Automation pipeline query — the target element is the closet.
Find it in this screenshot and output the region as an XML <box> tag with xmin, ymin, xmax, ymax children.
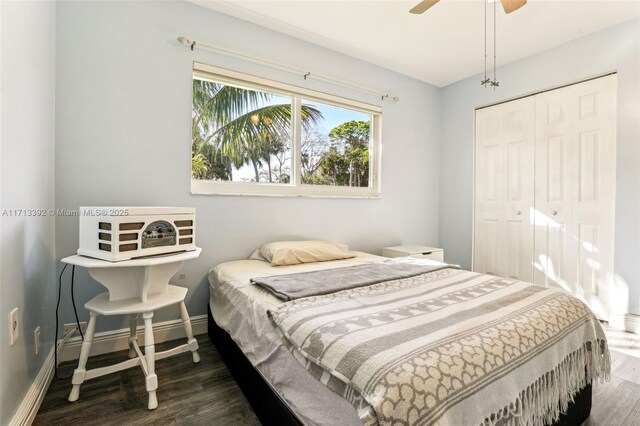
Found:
<box><xmin>473</xmin><ymin>74</ymin><xmax>617</xmax><ymax>319</ymax></box>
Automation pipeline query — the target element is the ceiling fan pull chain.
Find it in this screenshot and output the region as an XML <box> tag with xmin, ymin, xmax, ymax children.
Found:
<box><xmin>494</xmin><ymin>0</ymin><xmax>496</xmax><ymax>89</ymax></box>
<box><xmin>491</xmin><ymin>0</ymin><xmax>500</xmax><ymax>89</ymax></box>
<box><xmin>481</xmin><ymin>0</ymin><xmax>490</xmax><ymax>87</ymax></box>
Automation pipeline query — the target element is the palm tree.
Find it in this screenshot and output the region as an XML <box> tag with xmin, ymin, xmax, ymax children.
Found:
<box><xmin>192</xmin><ymin>79</ymin><xmax>322</xmax><ymax>181</ymax></box>
<box><xmin>191</xmin><ymin>124</ymin><xmax>210</xmax><ymax>179</ymax></box>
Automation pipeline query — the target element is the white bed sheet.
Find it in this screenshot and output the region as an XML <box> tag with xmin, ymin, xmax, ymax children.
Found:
<box><xmin>208</xmin><ymin>251</ymin><xmax>389</xmax><ymax>426</ymax></box>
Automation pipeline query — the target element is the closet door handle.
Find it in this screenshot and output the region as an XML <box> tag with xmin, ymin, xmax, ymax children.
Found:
<box><xmin>516</xmin><ymin>210</ymin><xmax>522</xmax><ymax>216</ymax></box>
<box><xmin>552</xmin><ymin>211</ymin><xmax>558</xmax><ymax>216</ymax></box>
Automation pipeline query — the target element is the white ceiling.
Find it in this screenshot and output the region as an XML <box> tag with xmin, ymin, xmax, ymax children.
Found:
<box><xmin>188</xmin><ymin>0</ymin><xmax>640</xmax><ymax>87</ymax></box>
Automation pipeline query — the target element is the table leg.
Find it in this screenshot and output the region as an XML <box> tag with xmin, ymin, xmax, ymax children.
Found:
<box><xmin>143</xmin><ymin>312</ymin><xmax>158</xmax><ymax>410</ymax></box>
<box><xmin>128</xmin><ymin>314</ymin><xmax>138</xmax><ymax>359</ymax></box>
<box><xmin>179</xmin><ymin>301</ymin><xmax>200</xmax><ymax>364</ymax></box>
<box><xmin>68</xmin><ymin>311</ymin><xmax>98</xmax><ymax>402</ymax></box>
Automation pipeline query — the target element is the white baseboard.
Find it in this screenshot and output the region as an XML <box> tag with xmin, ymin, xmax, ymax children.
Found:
<box><xmin>609</xmin><ymin>312</ymin><xmax>640</xmax><ymax>334</ymax></box>
<box><xmin>9</xmin><ymin>347</ymin><xmax>56</xmax><ymax>426</ymax></box>
<box><xmin>59</xmin><ymin>314</ymin><xmax>208</xmax><ymax>362</ymax></box>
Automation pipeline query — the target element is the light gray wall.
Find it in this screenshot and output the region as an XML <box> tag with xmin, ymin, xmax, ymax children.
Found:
<box><xmin>55</xmin><ymin>1</ymin><xmax>442</xmax><ymax>332</ymax></box>
<box><xmin>439</xmin><ymin>18</ymin><xmax>640</xmax><ymax>315</ymax></box>
<box><xmin>0</xmin><ymin>1</ymin><xmax>56</xmax><ymax>423</ymax></box>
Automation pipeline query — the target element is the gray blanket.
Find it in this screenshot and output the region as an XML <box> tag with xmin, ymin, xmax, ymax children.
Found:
<box><xmin>251</xmin><ymin>262</ymin><xmax>454</xmax><ymax>300</ymax></box>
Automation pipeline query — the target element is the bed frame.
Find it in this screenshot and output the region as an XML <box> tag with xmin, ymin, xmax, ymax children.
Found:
<box><xmin>207</xmin><ymin>305</ymin><xmax>592</xmax><ymax>426</ymax></box>
<box><xmin>208</xmin><ymin>306</ymin><xmax>303</xmax><ymax>425</ymax></box>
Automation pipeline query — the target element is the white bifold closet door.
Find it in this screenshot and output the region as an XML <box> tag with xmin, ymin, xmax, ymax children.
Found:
<box><xmin>474</xmin><ymin>74</ymin><xmax>617</xmax><ymax>319</ymax></box>
<box><xmin>474</xmin><ymin>97</ymin><xmax>535</xmax><ymax>283</ymax></box>
<box><xmin>533</xmin><ymin>75</ymin><xmax>617</xmax><ymax>319</ymax></box>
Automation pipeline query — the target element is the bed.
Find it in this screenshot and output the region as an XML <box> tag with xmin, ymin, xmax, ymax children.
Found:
<box><xmin>208</xmin><ymin>250</ymin><xmax>606</xmax><ymax>426</ymax></box>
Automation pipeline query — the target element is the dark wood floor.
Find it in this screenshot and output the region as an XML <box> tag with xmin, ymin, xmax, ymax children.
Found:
<box><xmin>35</xmin><ymin>335</ymin><xmax>260</xmax><ymax>426</ymax></box>
<box><xmin>36</xmin><ymin>332</ymin><xmax>640</xmax><ymax>425</ymax></box>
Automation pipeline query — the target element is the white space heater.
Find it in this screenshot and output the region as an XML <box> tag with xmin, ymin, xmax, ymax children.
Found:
<box><xmin>78</xmin><ymin>206</ymin><xmax>196</xmax><ymax>262</ymax></box>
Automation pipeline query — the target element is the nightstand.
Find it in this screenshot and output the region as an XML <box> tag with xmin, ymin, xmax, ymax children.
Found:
<box><xmin>382</xmin><ymin>245</ymin><xmax>444</xmax><ymax>262</ymax></box>
<box><xmin>62</xmin><ymin>248</ymin><xmax>202</xmax><ymax>410</ymax></box>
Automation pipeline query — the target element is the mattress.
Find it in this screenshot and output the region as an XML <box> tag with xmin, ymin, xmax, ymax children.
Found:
<box><xmin>209</xmin><ymin>254</ymin><xmax>607</xmax><ymax>426</ymax></box>
<box><xmin>209</xmin><ymin>251</ymin><xmax>408</xmax><ymax>426</ymax></box>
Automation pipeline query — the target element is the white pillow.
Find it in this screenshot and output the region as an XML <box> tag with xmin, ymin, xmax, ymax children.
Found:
<box><xmin>249</xmin><ymin>240</ymin><xmax>355</xmax><ymax>266</ymax></box>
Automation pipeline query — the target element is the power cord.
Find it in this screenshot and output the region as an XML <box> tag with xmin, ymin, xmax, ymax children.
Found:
<box><xmin>70</xmin><ymin>265</ymin><xmax>84</xmax><ymax>341</ymax></box>
<box><xmin>54</xmin><ymin>262</ymin><xmax>85</xmax><ymax>379</ymax></box>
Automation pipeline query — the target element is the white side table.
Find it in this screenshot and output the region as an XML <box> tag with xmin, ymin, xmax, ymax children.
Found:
<box><xmin>382</xmin><ymin>245</ymin><xmax>444</xmax><ymax>262</ymax></box>
<box><xmin>62</xmin><ymin>248</ymin><xmax>202</xmax><ymax>410</ymax></box>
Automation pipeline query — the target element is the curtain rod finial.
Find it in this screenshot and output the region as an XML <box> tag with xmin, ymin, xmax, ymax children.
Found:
<box><xmin>177</xmin><ymin>36</ymin><xmax>190</xmax><ymax>46</ymax></box>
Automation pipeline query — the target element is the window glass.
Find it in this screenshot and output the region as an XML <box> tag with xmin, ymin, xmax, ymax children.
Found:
<box><xmin>192</xmin><ymin>78</ymin><xmax>293</xmax><ymax>184</ymax></box>
<box><xmin>301</xmin><ymin>100</ymin><xmax>371</xmax><ymax>187</ymax></box>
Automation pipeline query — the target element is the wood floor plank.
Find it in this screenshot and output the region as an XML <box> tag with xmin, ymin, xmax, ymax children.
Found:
<box><xmin>620</xmin><ymin>397</ymin><xmax>640</xmax><ymax>426</ymax></box>
<box><xmin>585</xmin><ymin>375</ymin><xmax>640</xmax><ymax>426</ymax></box>
<box><xmin>611</xmin><ymin>351</ymin><xmax>640</xmax><ymax>386</ymax></box>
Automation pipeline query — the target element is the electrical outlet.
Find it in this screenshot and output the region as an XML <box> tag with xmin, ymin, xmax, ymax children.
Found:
<box><xmin>34</xmin><ymin>326</ymin><xmax>41</xmax><ymax>355</ymax></box>
<box><xmin>9</xmin><ymin>308</ymin><xmax>19</xmax><ymax>345</ymax></box>
<box><xmin>178</xmin><ymin>273</ymin><xmax>186</xmax><ymax>280</ymax></box>
<box><xmin>64</xmin><ymin>321</ymin><xmax>87</xmax><ymax>336</ymax></box>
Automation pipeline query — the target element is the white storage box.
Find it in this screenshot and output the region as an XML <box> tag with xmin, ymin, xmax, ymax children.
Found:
<box><xmin>78</xmin><ymin>207</ymin><xmax>196</xmax><ymax>262</ymax></box>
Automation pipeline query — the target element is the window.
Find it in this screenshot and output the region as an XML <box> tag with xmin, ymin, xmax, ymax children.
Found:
<box><xmin>191</xmin><ymin>63</ymin><xmax>382</xmax><ymax>197</ymax></box>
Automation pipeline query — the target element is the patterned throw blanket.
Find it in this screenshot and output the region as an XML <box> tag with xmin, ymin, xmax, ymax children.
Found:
<box><xmin>268</xmin><ymin>267</ymin><xmax>610</xmax><ymax>426</ymax></box>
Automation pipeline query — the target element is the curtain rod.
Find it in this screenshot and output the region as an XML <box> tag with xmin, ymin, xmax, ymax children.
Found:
<box><xmin>176</xmin><ymin>36</ymin><xmax>399</xmax><ymax>102</ymax></box>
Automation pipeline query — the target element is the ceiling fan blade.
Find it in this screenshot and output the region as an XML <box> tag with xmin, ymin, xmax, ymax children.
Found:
<box><xmin>409</xmin><ymin>0</ymin><xmax>440</xmax><ymax>14</ymax></box>
<box><xmin>500</xmin><ymin>0</ymin><xmax>527</xmax><ymax>14</ymax></box>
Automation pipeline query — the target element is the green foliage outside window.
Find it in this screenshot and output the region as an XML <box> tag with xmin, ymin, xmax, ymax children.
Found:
<box><xmin>192</xmin><ymin>79</ymin><xmax>370</xmax><ymax>187</ymax></box>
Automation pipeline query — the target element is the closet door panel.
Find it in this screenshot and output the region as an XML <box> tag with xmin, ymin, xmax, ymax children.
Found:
<box><xmin>474</xmin><ymin>109</ymin><xmax>503</xmax><ymax>276</ymax></box>
<box><xmin>502</xmin><ymin>98</ymin><xmax>534</xmax><ymax>282</ymax></box>
<box><xmin>570</xmin><ymin>76</ymin><xmax>617</xmax><ymax>318</ymax></box>
<box><xmin>546</xmin><ymin>136</ymin><xmax>567</xmax><ymax>202</ymax></box>
<box><xmin>534</xmin><ymin>89</ymin><xmax>574</xmax><ymax>292</ymax></box>
<box><xmin>480</xmin><ymin>219</ymin><xmax>501</xmax><ymax>275</ymax></box>
<box><xmin>474</xmin><ymin>97</ymin><xmax>534</xmax><ymax>281</ymax></box>
<box><xmin>534</xmin><ymin>75</ymin><xmax>617</xmax><ymax>318</ymax></box>
<box><xmin>506</xmin><ymin>219</ymin><xmax>523</xmax><ymax>279</ymax></box>
<box><xmin>535</xmin><ymin>219</ymin><xmax>570</xmax><ymax>289</ymax></box>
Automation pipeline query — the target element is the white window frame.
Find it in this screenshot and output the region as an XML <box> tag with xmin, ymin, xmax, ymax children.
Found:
<box><xmin>191</xmin><ymin>62</ymin><xmax>382</xmax><ymax>198</ymax></box>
